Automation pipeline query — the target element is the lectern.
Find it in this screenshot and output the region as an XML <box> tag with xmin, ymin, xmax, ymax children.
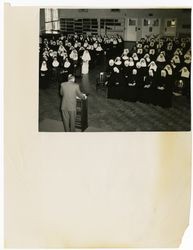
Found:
<box><xmin>75</xmin><ymin>97</ymin><xmax>88</xmax><ymax>131</ymax></box>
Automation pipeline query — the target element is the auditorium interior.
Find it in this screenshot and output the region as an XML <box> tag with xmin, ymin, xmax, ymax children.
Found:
<box><xmin>39</xmin><ymin>8</ymin><xmax>191</xmax><ymax>132</ymax></box>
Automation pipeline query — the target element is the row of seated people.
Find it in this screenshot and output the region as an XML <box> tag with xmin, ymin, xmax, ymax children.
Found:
<box><xmin>130</xmin><ymin>35</ymin><xmax>190</xmax><ymax>62</ymax></box>
<box><xmin>41</xmin><ymin>33</ymin><xmax>124</xmax><ymax>55</ymax></box>
<box><xmin>104</xmin><ymin>35</ymin><xmax>191</xmax><ymax>107</ymax></box>
<box><xmin>105</xmin><ymin>66</ymin><xmax>178</xmax><ymax>108</ymax></box>
<box><xmin>39</xmin><ymin>33</ymin><xmax>123</xmax><ymax>88</ymax></box>
<box><xmin>40</xmin><ymin>33</ymin><xmax>123</xmax><ymax>63</ymax></box>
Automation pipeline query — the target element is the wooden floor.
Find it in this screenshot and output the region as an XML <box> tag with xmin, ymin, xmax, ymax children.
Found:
<box><xmin>39</xmin><ymin>60</ymin><xmax>191</xmax><ymax>132</ymax></box>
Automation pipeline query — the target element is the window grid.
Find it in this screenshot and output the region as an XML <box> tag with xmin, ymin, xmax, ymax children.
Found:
<box><xmin>45</xmin><ymin>9</ymin><xmax>60</xmax><ymax>33</ymax></box>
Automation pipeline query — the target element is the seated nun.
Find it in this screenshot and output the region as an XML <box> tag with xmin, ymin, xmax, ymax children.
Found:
<box><xmin>95</xmin><ymin>44</ymin><xmax>104</xmax><ymax>64</ymax></box>
<box><xmin>52</xmin><ymin>56</ymin><xmax>60</xmax><ymax>68</ymax></box>
<box><xmin>136</xmin><ymin>47</ymin><xmax>144</xmax><ymax>59</ymax></box>
<box><xmin>74</xmin><ymin>41</ymin><xmax>79</xmax><ymax>49</ymax></box>
<box><xmin>111</xmin><ymin>38</ymin><xmax>119</xmax><ymax>57</ymax></box>
<box><xmin>103</xmin><ymin>38</ymin><xmax>112</xmax><ymax>58</ymax></box>
<box><xmin>125</xmin><ymin>68</ymin><xmax>139</xmax><ymax>102</ymax></box>
<box><xmin>65</xmin><ymin>42</ymin><xmax>72</xmax><ymax>53</ymax></box>
<box><xmin>83</xmin><ymin>40</ymin><xmax>89</xmax><ymax>48</ymax></box>
<box><xmin>69</xmin><ymin>49</ymin><xmax>80</xmax><ymax>76</ymax></box>
<box><xmin>106</xmin><ymin>66</ymin><xmax>126</xmax><ymax>100</ymax></box>
<box><xmin>69</xmin><ymin>49</ymin><xmax>79</xmax><ymax>64</ymax></box>
<box><xmin>117</xmin><ymin>35</ymin><xmax>124</xmax><ymax>54</ymax></box>
<box><xmin>166</xmin><ymin>42</ymin><xmax>173</xmax><ymax>58</ymax></box>
<box><xmin>164</xmin><ymin>64</ymin><xmax>174</xmax><ymax>86</ymax></box>
<box><xmin>144</xmin><ymin>53</ymin><xmax>151</xmax><ymax>63</ymax></box>
<box><xmin>40</xmin><ymin>60</ymin><xmax>49</xmax><ymax>89</ymax></box>
<box><xmin>156</xmin><ymin>51</ymin><xmax>166</xmax><ymax>69</ymax></box>
<box><xmin>132</xmin><ymin>52</ymin><xmax>139</xmax><ymax>63</ymax></box>
<box><xmin>42</xmin><ymin>48</ymin><xmax>49</xmax><ymax>57</ymax></box>
<box><xmin>58</xmin><ymin>44</ymin><xmax>66</xmax><ymax>55</ymax></box>
<box><xmin>123</xmin><ymin>57</ymin><xmax>135</xmax><ymax>77</ymax></box>
<box><xmin>142</xmin><ymin>44</ymin><xmax>149</xmax><ymax>53</ymax></box>
<box><xmin>52</xmin><ymin>56</ymin><xmax>60</xmax><ymax>81</ymax></box>
<box><xmin>123</xmin><ymin>60</ymin><xmax>130</xmax><ymax>79</ymax></box>
<box><xmin>173</xmin><ymin>79</ymin><xmax>185</xmax><ymax>96</ymax></box>
<box><xmin>172</xmin><ymin>54</ymin><xmax>180</xmax><ymax>64</ymax></box>
<box><xmin>62</xmin><ymin>52</ymin><xmax>68</xmax><ymax>61</ymax></box>
<box><xmin>174</xmin><ymin>48</ymin><xmax>183</xmax><ymax>59</ymax></box>
<box><xmin>78</xmin><ymin>46</ymin><xmax>85</xmax><ymax>57</ymax></box>
<box><xmin>149</xmin><ymin>40</ymin><xmax>155</xmax><ymax>49</ymax></box>
<box><xmin>149</xmin><ymin>48</ymin><xmax>156</xmax><ymax>60</ymax></box>
<box><xmin>135</xmin><ymin>61</ymin><xmax>144</xmax><ymax>88</ymax></box>
<box><xmin>121</xmin><ymin>49</ymin><xmax>129</xmax><ymax>61</ymax></box>
<box><xmin>179</xmin><ymin>66</ymin><xmax>190</xmax><ymax>97</ymax></box>
<box><xmin>61</xmin><ymin>58</ymin><xmax>73</xmax><ymax>81</ymax></box>
<box><xmin>139</xmin><ymin>58</ymin><xmax>148</xmax><ymax>76</ymax></box>
<box><xmin>49</xmin><ymin>49</ymin><xmax>54</xmax><ymax>58</ymax></box>
<box><xmin>52</xmin><ymin>51</ymin><xmax>58</xmax><ymax>58</ymax></box>
<box><xmin>155</xmin><ymin>69</ymin><xmax>172</xmax><ymax>108</ymax></box>
<box><xmin>139</xmin><ymin>69</ymin><xmax>156</xmax><ymax>104</ymax></box>
<box><xmin>114</xmin><ymin>57</ymin><xmax>122</xmax><ymax>71</ymax></box>
<box><xmin>183</xmin><ymin>53</ymin><xmax>191</xmax><ymax>71</ymax></box>
<box><xmin>106</xmin><ymin>59</ymin><xmax>115</xmax><ymax>77</ymax></box>
<box><xmin>171</xmin><ymin>54</ymin><xmax>181</xmax><ymax>70</ymax></box>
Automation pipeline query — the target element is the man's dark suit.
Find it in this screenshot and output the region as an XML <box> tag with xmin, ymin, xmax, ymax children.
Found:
<box><xmin>60</xmin><ymin>81</ymin><xmax>85</xmax><ymax>132</ymax></box>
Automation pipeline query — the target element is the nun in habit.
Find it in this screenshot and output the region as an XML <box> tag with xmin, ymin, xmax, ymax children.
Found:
<box><xmin>106</xmin><ymin>66</ymin><xmax>126</xmax><ymax>100</ymax></box>
<box><xmin>148</xmin><ymin>61</ymin><xmax>158</xmax><ymax>77</ymax></box>
<box><xmin>139</xmin><ymin>69</ymin><xmax>156</xmax><ymax>104</ymax></box>
<box><xmin>121</xmin><ymin>48</ymin><xmax>129</xmax><ymax>61</ymax></box>
<box><xmin>139</xmin><ymin>58</ymin><xmax>148</xmax><ymax>76</ymax></box>
<box><xmin>69</xmin><ymin>49</ymin><xmax>78</xmax><ymax>73</ymax></box>
<box><xmin>114</xmin><ymin>57</ymin><xmax>123</xmax><ymax>71</ymax></box>
<box><xmin>156</xmin><ymin>51</ymin><xmax>166</xmax><ymax>70</ymax></box>
<box><xmin>164</xmin><ymin>64</ymin><xmax>174</xmax><ymax>88</ymax></box>
<box><xmin>95</xmin><ymin>44</ymin><xmax>104</xmax><ymax>65</ymax></box>
<box><xmin>81</xmin><ymin>50</ymin><xmax>91</xmax><ymax>75</ymax></box>
<box><xmin>123</xmin><ymin>60</ymin><xmax>130</xmax><ymax>80</ymax></box>
<box><xmin>127</xmin><ymin>57</ymin><xmax>135</xmax><ymax>74</ymax></box>
<box><xmin>125</xmin><ymin>68</ymin><xmax>139</xmax><ymax>102</ymax></box>
<box><xmin>106</xmin><ymin>59</ymin><xmax>115</xmax><ymax>77</ymax></box>
<box><xmin>183</xmin><ymin>53</ymin><xmax>191</xmax><ymax>71</ymax></box>
<box><xmin>61</xmin><ymin>58</ymin><xmax>73</xmax><ymax>82</ymax></box>
<box><xmin>173</xmin><ymin>79</ymin><xmax>185</xmax><ymax>97</ymax></box>
<box><xmin>149</xmin><ymin>48</ymin><xmax>156</xmax><ymax>61</ymax></box>
<box><xmin>155</xmin><ymin>69</ymin><xmax>172</xmax><ymax>108</ymax></box>
<box><xmin>40</xmin><ymin>60</ymin><xmax>49</xmax><ymax>89</ymax></box>
<box><xmin>179</xmin><ymin>66</ymin><xmax>190</xmax><ymax>97</ymax></box>
<box><xmin>136</xmin><ymin>47</ymin><xmax>144</xmax><ymax>59</ymax></box>
<box><xmin>135</xmin><ymin>62</ymin><xmax>144</xmax><ymax>89</ymax></box>
<box><xmin>132</xmin><ymin>52</ymin><xmax>139</xmax><ymax>63</ymax></box>
<box><xmin>144</xmin><ymin>53</ymin><xmax>151</xmax><ymax>64</ymax></box>
<box><xmin>52</xmin><ymin>57</ymin><xmax>60</xmax><ymax>82</ymax></box>
<box><xmin>171</xmin><ymin>54</ymin><xmax>181</xmax><ymax>71</ymax></box>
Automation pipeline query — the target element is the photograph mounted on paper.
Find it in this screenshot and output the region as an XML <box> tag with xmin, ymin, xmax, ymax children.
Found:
<box><xmin>38</xmin><ymin>8</ymin><xmax>191</xmax><ymax>132</ymax></box>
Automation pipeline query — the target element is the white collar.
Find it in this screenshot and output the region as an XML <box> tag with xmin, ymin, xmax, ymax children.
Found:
<box><xmin>41</xmin><ymin>63</ymin><xmax>48</xmax><ymax>71</ymax></box>
<box><xmin>180</xmin><ymin>68</ymin><xmax>190</xmax><ymax>78</ymax></box>
<box><xmin>115</xmin><ymin>61</ymin><xmax>122</xmax><ymax>65</ymax></box>
<box><xmin>52</xmin><ymin>60</ymin><xmax>59</xmax><ymax>67</ymax></box>
<box><xmin>64</xmin><ymin>61</ymin><xmax>71</xmax><ymax>68</ymax></box>
<box><xmin>156</xmin><ymin>55</ymin><xmax>166</xmax><ymax>62</ymax></box>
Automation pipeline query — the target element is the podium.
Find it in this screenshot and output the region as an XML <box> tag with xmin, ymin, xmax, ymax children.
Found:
<box><xmin>75</xmin><ymin>97</ymin><xmax>88</xmax><ymax>131</ymax></box>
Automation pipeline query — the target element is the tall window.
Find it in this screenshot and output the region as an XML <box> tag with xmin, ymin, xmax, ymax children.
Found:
<box><xmin>45</xmin><ymin>9</ymin><xmax>60</xmax><ymax>33</ymax></box>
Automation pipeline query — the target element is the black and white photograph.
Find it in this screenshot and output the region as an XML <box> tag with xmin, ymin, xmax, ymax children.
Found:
<box><xmin>39</xmin><ymin>8</ymin><xmax>191</xmax><ymax>132</ymax></box>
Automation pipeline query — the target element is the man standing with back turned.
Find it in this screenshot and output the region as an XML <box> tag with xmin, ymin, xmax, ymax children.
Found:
<box><xmin>60</xmin><ymin>75</ymin><xmax>87</xmax><ymax>132</ymax></box>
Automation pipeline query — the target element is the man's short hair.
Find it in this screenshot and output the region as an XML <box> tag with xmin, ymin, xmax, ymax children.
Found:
<box><xmin>68</xmin><ymin>74</ymin><xmax>75</xmax><ymax>82</ymax></box>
